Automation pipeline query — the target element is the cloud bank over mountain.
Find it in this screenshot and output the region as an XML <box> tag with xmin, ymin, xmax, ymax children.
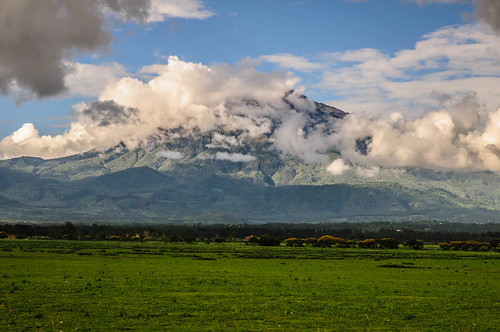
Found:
<box><xmin>1</xmin><ymin>54</ymin><xmax>500</xmax><ymax>173</ymax></box>
<box><xmin>0</xmin><ymin>57</ymin><xmax>301</xmax><ymax>159</ymax></box>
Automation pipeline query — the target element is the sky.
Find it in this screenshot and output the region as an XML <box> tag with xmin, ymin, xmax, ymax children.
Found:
<box><xmin>1</xmin><ymin>0</ymin><xmax>500</xmax><ymax>172</ymax></box>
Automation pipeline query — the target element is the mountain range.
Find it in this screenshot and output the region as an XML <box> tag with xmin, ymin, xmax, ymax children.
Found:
<box><xmin>1</xmin><ymin>94</ymin><xmax>500</xmax><ymax>224</ymax></box>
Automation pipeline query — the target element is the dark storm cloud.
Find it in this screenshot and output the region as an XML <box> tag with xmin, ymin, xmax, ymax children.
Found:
<box><xmin>0</xmin><ymin>0</ymin><xmax>152</xmax><ymax>99</ymax></box>
<box><xmin>476</xmin><ymin>0</ymin><xmax>500</xmax><ymax>33</ymax></box>
<box><xmin>81</xmin><ymin>100</ymin><xmax>139</xmax><ymax>127</ymax></box>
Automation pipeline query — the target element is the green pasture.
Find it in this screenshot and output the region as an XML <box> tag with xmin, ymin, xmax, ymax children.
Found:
<box><xmin>0</xmin><ymin>240</ymin><xmax>499</xmax><ymax>331</ymax></box>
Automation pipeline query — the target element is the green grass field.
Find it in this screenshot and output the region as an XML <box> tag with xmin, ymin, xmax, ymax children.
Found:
<box><xmin>0</xmin><ymin>240</ymin><xmax>499</xmax><ymax>331</ymax></box>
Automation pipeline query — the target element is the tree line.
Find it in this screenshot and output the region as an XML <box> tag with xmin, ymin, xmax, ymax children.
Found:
<box><xmin>0</xmin><ymin>221</ymin><xmax>499</xmax><ymax>245</ymax></box>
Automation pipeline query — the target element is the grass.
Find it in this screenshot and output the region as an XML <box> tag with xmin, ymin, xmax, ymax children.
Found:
<box><xmin>0</xmin><ymin>240</ymin><xmax>499</xmax><ymax>331</ymax></box>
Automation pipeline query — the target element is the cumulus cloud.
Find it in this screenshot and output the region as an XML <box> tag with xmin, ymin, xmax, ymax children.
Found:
<box><xmin>215</xmin><ymin>152</ymin><xmax>257</xmax><ymax>163</ymax></box>
<box><xmin>157</xmin><ymin>150</ymin><xmax>183</xmax><ymax>159</ymax></box>
<box><xmin>65</xmin><ymin>62</ymin><xmax>129</xmax><ymax>97</ymax></box>
<box><xmin>329</xmin><ymin>93</ymin><xmax>500</xmax><ymax>172</ymax></box>
<box><xmin>327</xmin><ymin>159</ymin><xmax>351</xmax><ymax>175</ymax></box>
<box><xmin>0</xmin><ymin>57</ymin><xmax>301</xmax><ymax>159</ymax></box>
<box><xmin>0</xmin><ymin>0</ymin><xmax>213</xmax><ymax>99</ymax></box>
<box><xmin>318</xmin><ymin>24</ymin><xmax>500</xmax><ymax>117</ymax></box>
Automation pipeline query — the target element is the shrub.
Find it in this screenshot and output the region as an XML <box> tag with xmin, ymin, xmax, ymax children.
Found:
<box><xmin>378</xmin><ymin>238</ymin><xmax>399</xmax><ymax>249</ymax></box>
<box><xmin>358</xmin><ymin>239</ymin><xmax>377</xmax><ymax>249</ymax></box>
<box><xmin>405</xmin><ymin>239</ymin><xmax>424</xmax><ymax>250</ymax></box>
<box><xmin>304</xmin><ymin>237</ymin><xmax>317</xmax><ymax>246</ymax></box>
<box><xmin>214</xmin><ymin>236</ymin><xmax>226</xmax><ymax>243</ymax></box>
<box><xmin>285</xmin><ymin>238</ymin><xmax>304</xmax><ymax>247</ymax></box>
<box><xmin>448</xmin><ymin>241</ymin><xmax>463</xmax><ymax>250</ymax></box>
<box><xmin>317</xmin><ymin>235</ymin><xmax>345</xmax><ymax>247</ymax></box>
<box><xmin>439</xmin><ymin>242</ymin><xmax>450</xmax><ymax>250</ymax></box>
<box><xmin>258</xmin><ymin>234</ymin><xmax>281</xmax><ymax>246</ymax></box>
<box><xmin>183</xmin><ymin>236</ymin><xmax>196</xmax><ymax>243</ymax></box>
<box><xmin>477</xmin><ymin>242</ymin><xmax>492</xmax><ymax>251</ymax></box>
<box><xmin>168</xmin><ymin>234</ymin><xmax>182</xmax><ymax>243</ymax></box>
<box><xmin>246</xmin><ymin>235</ymin><xmax>260</xmax><ymax>245</ymax></box>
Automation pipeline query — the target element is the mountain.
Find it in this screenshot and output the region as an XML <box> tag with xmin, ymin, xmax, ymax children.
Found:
<box><xmin>1</xmin><ymin>93</ymin><xmax>500</xmax><ymax>224</ymax></box>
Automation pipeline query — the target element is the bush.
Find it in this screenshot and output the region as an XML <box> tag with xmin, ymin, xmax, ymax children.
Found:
<box><xmin>214</xmin><ymin>236</ymin><xmax>226</xmax><ymax>243</ymax></box>
<box><xmin>448</xmin><ymin>241</ymin><xmax>463</xmax><ymax>250</ymax></box>
<box><xmin>358</xmin><ymin>239</ymin><xmax>376</xmax><ymax>249</ymax></box>
<box><xmin>317</xmin><ymin>235</ymin><xmax>345</xmax><ymax>247</ymax></box>
<box><xmin>378</xmin><ymin>238</ymin><xmax>399</xmax><ymax>249</ymax></box>
<box><xmin>304</xmin><ymin>237</ymin><xmax>317</xmax><ymax>246</ymax></box>
<box><xmin>285</xmin><ymin>238</ymin><xmax>304</xmax><ymax>247</ymax></box>
<box><xmin>405</xmin><ymin>239</ymin><xmax>424</xmax><ymax>250</ymax></box>
<box><xmin>439</xmin><ymin>242</ymin><xmax>450</xmax><ymax>250</ymax></box>
<box><xmin>246</xmin><ymin>235</ymin><xmax>260</xmax><ymax>245</ymax></box>
<box><xmin>258</xmin><ymin>234</ymin><xmax>281</xmax><ymax>246</ymax></box>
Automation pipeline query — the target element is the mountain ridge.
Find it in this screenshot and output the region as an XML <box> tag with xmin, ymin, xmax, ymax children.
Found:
<box><xmin>1</xmin><ymin>94</ymin><xmax>500</xmax><ymax>224</ymax></box>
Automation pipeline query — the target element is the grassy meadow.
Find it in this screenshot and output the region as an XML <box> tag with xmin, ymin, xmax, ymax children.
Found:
<box><xmin>0</xmin><ymin>240</ymin><xmax>499</xmax><ymax>331</ymax></box>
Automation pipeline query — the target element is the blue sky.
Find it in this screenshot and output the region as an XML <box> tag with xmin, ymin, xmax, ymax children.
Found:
<box><xmin>1</xmin><ymin>0</ymin><xmax>500</xmax><ymax>170</ymax></box>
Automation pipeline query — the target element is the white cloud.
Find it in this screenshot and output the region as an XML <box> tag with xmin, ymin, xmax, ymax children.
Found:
<box><xmin>272</xmin><ymin>112</ymin><xmax>330</xmax><ymax>163</ymax></box>
<box><xmin>355</xmin><ymin>166</ymin><xmax>381</xmax><ymax>178</ymax></box>
<box><xmin>0</xmin><ymin>57</ymin><xmax>300</xmax><ymax>159</ymax></box>
<box><xmin>215</xmin><ymin>152</ymin><xmax>257</xmax><ymax>162</ymax></box>
<box><xmin>329</xmin><ymin>92</ymin><xmax>500</xmax><ymax>172</ymax></box>
<box><xmin>261</xmin><ymin>54</ymin><xmax>323</xmax><ymax>72</ymax></box>
<box><xmin>327</xmin><ymin>159</ymin><xmax>351</xmax><ymax>175</ymax></box>
<box><xmin>317</xmin><ymin>24</ymin><xmax>500</xmax><ymax>117</ymax></box>
<box><xmin>65</xmin><ymin>62</ymin><xmax>128</xmax><ymax>97</ymax></box>
<box><xmin>157</xmin><ymin>150</ymin><xmax>183</xmax><ymax>159</ymax></box>
<box><xmin>147</xmin><ymin>0</ymin><xmax>214</xmax><ymax>21</ymax></box>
